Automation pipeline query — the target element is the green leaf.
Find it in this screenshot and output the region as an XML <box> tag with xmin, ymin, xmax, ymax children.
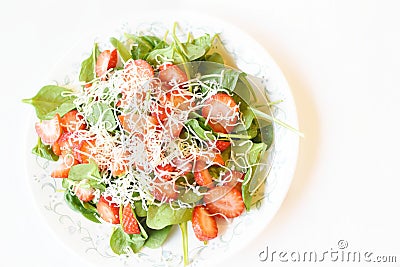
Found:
<box><xmin>241</xmin><ymin>169</ymin><xmax>253</xmax><ymax>211</ymax></box>
<box><xmin>31</xmin><ymin>137</ymin><xmax>59</xmax><ymax>161</ymax></box>
<box><xmin>183</xmin><ymin>43</ymin><xmax>206</xmax><ymax>61</ymax></box>
<box><xmin>205</xmin><ymin>52</ymin><xmax>224</xmax><ymax>64</ymax></box>
<box><xmin>248</xmin><ymin>143</ymin><xmax>267</xmax><ymax>165</ymax></box>
<box><xmin>68</xmin><ymin>162</ymin><xmax>100</xmax><ymax>181</ymax></box>
<box><xmin>129</xmin><ymin>233</ymin><xmax>147</xmax><ymax>253</ymax></box>
<box><xmin>178</xmin><ymin>188</ymin><xmax>205</xmax><ymax>204</ymax></box>
<box><xmin>79</xmin><ymin>43</ymin><xmax>100</xmax><ymax>82</ymax></box>
<box><xmin>125</xmin><ymin>34</ymin><xmax>164</xmax><ymax>60</ymax></box>
<box><xmin>185</xmin><ymin>119</ymin><xmax>215</xmax><ymax>141</ymax></box>
<box><xmin>253</xmin><ymin>124</ymin><xmax>274</xmax><ymax>149</ymax></box>
<box><xmin>191</xmin><ymin>34</ymin><xmax>211</xmax><ymax>52</ymax></box>
<box><xmin>86</xmin><ymin>102</ymin><xmax>117</xmax><ymax>131</ymax></box>
<box><xmin>64</xmin><ymin>190</ymin><xmax>100</xmax><ymax>223</ymax></box>
<box><xmin>22</xmin><ymin>85</ymin><xmax>76</xmax><ymax>120</ymax></box>
<box><xmin>110</xmin><ymin>227</ymin><xmax>131</xmax><ymax>255</ymax></box>
<box><xmin>146</xmin><ymin>204</ymin><xmax>193</xmax><ymax>230</ymax></box>
<box><xmin>110</xmin><ymin>37</ymin><xmax>131</xmax><ymax>62</ymax></box>
<box><xmin>133</xmin><ymin>201</ymin><xmax>148</xmax><ymax>217</ymax></box>
<box><xmin>144</xmin><ymin>225</ymin><xmax>172</xmax><ymax>249</ymax></box>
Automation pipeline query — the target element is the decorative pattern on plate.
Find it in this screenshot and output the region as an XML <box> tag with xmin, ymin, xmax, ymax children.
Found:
<box><xmin>26</xmin><ymin>14</ymin><xmax>299</xmax><ymax>267</ymax></box>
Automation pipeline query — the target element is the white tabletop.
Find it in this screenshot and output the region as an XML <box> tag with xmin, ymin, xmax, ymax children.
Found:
<box><xmin>2</xmin><ymin>0</ymin><xmax>400</xmax><ymax>266</ymax></box>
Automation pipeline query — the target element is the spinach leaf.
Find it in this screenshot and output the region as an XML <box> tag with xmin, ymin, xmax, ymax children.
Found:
<box><xmin>205</xmin><ymin>52</ymin><xmax>224</xmax><ymax>64</ymax></box>
<box><xmin>110</xmin><ymin>227</ymin><xmax>131</xmax><ymax>255</ymax></box>
<box><xmin>22</xmin><ymin>85</ymin><xmax>76</xmax><ymax>120</ymax></box>
<box><xmin>68</xmin><ymin>162</ymin><xmax>105</xmax><ymax>190</ymax></box>
<box><xmin>129</xmin><ymin>233</ymin><xmax>147</xmax><ymax>253</ymax></box>
<box><xmin>185</xmin><ymin>119</ymin><xmax>215</xmax><ymax>141</ymax></box>
<box><xmin>86</xmin><ymin>102</ymin><xmax>117</xmax><ymax>131</ymax></box>
<box><xmin>178</xmin><ymin>188</ymin><xmax>205</xmax><ymax>204</ymax></box>
<box><xmin>31</xmin><ymin>137</ymin><xmax>59</xmax><ymax>161</ymax></box>
<box><xmin>133</xmin><ymin>201</ymin><xmax>148</xmax><ymax>217</ymax></box>
<box><xmin>248</xmin><ymin>143</ymin><xmax>268</xmax><ymax>165</ymax></box>
<box><xmin>191</xmin><ymin>34</ymin><xmax>211</xmax><ymax>52</ymax></box>
<box><xmin>68</xmin><ymin>162</ymin><xmax>100</xmax><ymax>181</ymax></box>
<box><xmin>252</xmin><ymin>124</ymin><xmax>274</xmax><ymax>149</ymax></box>
<box><xmin>110</xmin><ymin>37</ymin><xmax>131</xmax><ymax>62</ymax></box>
<box><xmin>125</xmin><ymin>34</ymin><xmax>164</xmax><ymax>60</ymax></box>
<box><xmin>146</xmin><ymin>204</ymin><xmax>193</xmax><ymax>230</ymax></box>
<box><xmin>144</xmin><ymin>225</ymin><xmax>173</xmax><ymax>249</ymax></box>
<box><xmin>64</xmin><ymin>190</ymin><xmax>100</xmax><ymax>223</ymax></box>
<box><xmin>79</xmin><ymin>43</ymin><xmax>100</xmax><ymax>82</ymax></box>
<box><xmin>183</xmin><ymin>43</ymin><xmax>206</xmax><ymax>61</ymax></box>
<box><xmin>241</xmin><ymin>169</ymin><xmax>253</xmax><ymax>211</ymax></box>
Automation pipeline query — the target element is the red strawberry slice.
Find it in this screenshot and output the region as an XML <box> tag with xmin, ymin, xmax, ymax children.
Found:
<box><xmin>74</xmin><ymin>185</ymin><xmax>95</xmax><ymax>202</ymax></box>
<box><xmin>204</xmin><ymin>186</ymin><xmax>245</xmax><ymax>218</ymax></box>
<box><xmin>50</xmin><ymin>163</ymin><xmax>70</xmax><ymax>178</ymax></box>
<box><xmin>202</xmin><ymin>93</ymin><xmax>239</xmax><ymax>133</ymax></box>
<box><xmin>158</xmin><ymin>62</ymin><xmax>173</xmax><ymax>72</ymax></box>
<box><xmin>97</xmin><ymin>196</ymin><xmax>120</xmax><ymax>224</ymax></box>
<box><xmin>50</xmin><ymin>156</ymin><xmax>78</xmax><ymax>178</ymax></box>
<box><xmin>124</xmin><ymin>59</ymin><xmax>154</xmax><ymax>79</ymax></box>
<box><xmin>152</xmin><ymin>178</ymin><xmax>178</xmax><ymax>202</ymax></box>
<box><xmin>194</xmin><ymin>169</ymin><xmax>214</xmax><ymax>188</ymax></box>
<box><xmin>57</xmin><ymin>132</ymin><xmax>83</xmax><ymax>162</ymax></box>
<box><xmin>221</xmin><ymin>170</ymin><xmax>244</xmax><ymax>192</ymax></box>
<box><xmin>155</xmin><ymin>163</ymin><xmax>176</xmax><ymax>181</ymax></box>
<box><xmin>158</xmin><ymin>65</ymin><xmax>188</xmax><ymax>89</ymax></box>
<box><xmin>212</xmin><ymin>153</ymin><xmax>225</xmax><ymax>166</ymax></box>
<box><xmin>77</xmin><ymin>140</ymin><xmax>96</xmax><ymax>164</ymax></box>
<box><xmin>215</xmin><ymin>140</ymin><xmax>231</xmax><ymax>152</ymax></box>
<box><xmin>35</xmin><ymin>114</ymin><xmax>62</xmax><ymax>145</ymax></box>
<box><xmin>52</xmin><ymin>141</ymin><xmax>61</xmax><ymax>156</ymax></box>
<box><xmin>95</xmin><ymin>49</ymin><xmax>118</xmax><ymax>77</ymax></box>
<box><xmin>60</xmin><ymin>109</ymin><xmax>86</xmax><ymax>132</ymax></box>
<box><xmin>192</xmin><ymin>205</ymin><xmax>218</xmax><ymax>241</ymax></box>
<box><xmin>121</xmin><ymin>204</ymin><xmax>140</xmax><ymax>235</ymax></box>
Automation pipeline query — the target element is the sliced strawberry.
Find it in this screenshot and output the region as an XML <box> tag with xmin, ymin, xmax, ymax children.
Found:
<box><xmin>74</xmin><ymin>185</ymin><xmax>95</xmax><ymax>202</ymax></box>
<box><xmin>35</xmin><ymin>114</ymin><xmax>62</xmax><ymax>145</ymax></box>
<box><xmin>50</xmin><ymin>156</ymin><xmax>78</xmax><ymax>178</ymax></box>
<box><xmin>51</xmin><ymin>163</ymin><xmax>70</xmax><ymax>178</ymax></box>
<box><xmin>77</xmin><ymin>140</ymin><xmax>96</xmax><ymax>164</ymax></box>
<box><xmin>158</xmin><ymin>62</ymin><xmax>173</xmax><ymax>72</ymax></box>
<box><xmin>108</xmin><ymin>49</ymin><xmax>118</xmax><ymax>69</ymax></box>
<box><xmin>204</xmin><ymin>186</ymin><xmax>245</xmax><ymax>218</ymax></box>
<box><xmin>155</xmin><ymin>163</ymin><xmax>176</xmax><ymax>181</ymax></box>
<box><xmin>212</xmin><ymin>153</ymin><xmax>225</xmax><ymax>166</ymax></box>
<box><xmin>121</xmin><ymin>204</ymin><xmax>140</xmax><ymax>235</ymax></box>
<box><xmin>152</xmin><ymin>178</ymin><xmax>178</xmax><ymax>202</ymax></box>
<box><xmin>60</xmin><ymin>109</ymin><xmax>86</xmax><ymax>132</ymax></box>
<box><xmin>202</xmin><ymin>93</ymin><xmax>239</xmax><ymax>134</ymax></box>
<box><xmin>215</xmin><ymin>140</ymin><xmax>231</xmax><ymax>152</ymax></box>
<box><xmin>125</xmin><ymin>59</ymin><xmax>154</xmax><ymax>79</ymax></box>
<box><xmin>221</xmin><ymin>170</ymin><xmax>244</xmax><ymax>192</ymax></box>
<box><xmin>57</xmin><ymin>132</ymin><xmax>83</xmax><ymax>161</ymax></box>
<box><xmin>158</xmin><ymin>65</ymin><xmax>188</xmax><ymax>89</ymax></box>
<box><xmin>97</xmin><ymin>195</ymin><xmax>120</xmax><ymax>224</ymax></box>
<box><xmin>192</xmin><ymin>205</ymin><xmax>218</xmax><ymax>241</ymax></box>
<box><xmin>194</xmin><ymin>169</ymin><xmax>214</xmax><ymax>188</ymax></box>
<box><xmin>95</xmin><ymin>49</ymin><xmax>118</xmax><ymax>77</ymax></box>
<box><xmin>163</xmin><ymin>119</ymin><xmax>184</xmax><ymax>138</ymax></box>
<box><xmin>52</xmin><ymin>141</ymin><xmax>61</xmax><ymax>156</ymax></box>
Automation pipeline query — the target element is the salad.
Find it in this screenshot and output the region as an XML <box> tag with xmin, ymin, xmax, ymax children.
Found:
<box><xmin>23</xmin><ymin>23</ymin><xmax>276</xmax><ymax>265</ymax></box>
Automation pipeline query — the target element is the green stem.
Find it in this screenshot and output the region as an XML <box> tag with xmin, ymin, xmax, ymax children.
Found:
<box><xmin>179</xmin><ymin>222</ymin><xmax>189</xmax><ymax>266</ymax></box>
<box><xmin>217</xmin><ymin>133</ymin><xmax>252</xmax><ymax>140</ymax></box>
<box><xmin>250</xmin><ymin>108</ymin><xmax>304</xmax><ymax>137</ymax></box>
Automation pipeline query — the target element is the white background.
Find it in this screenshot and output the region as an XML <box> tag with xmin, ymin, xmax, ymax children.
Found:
<box><xmin>1</xmin><ymin>0</ymin><xmax>400</xmax><ymax>266</ymax></box>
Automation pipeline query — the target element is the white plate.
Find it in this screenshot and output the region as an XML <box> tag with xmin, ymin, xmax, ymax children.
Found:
<box><xmin>25</xmin><ymin>12</ymin><xmax>299</xmax><ymax>267</ymax></box>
